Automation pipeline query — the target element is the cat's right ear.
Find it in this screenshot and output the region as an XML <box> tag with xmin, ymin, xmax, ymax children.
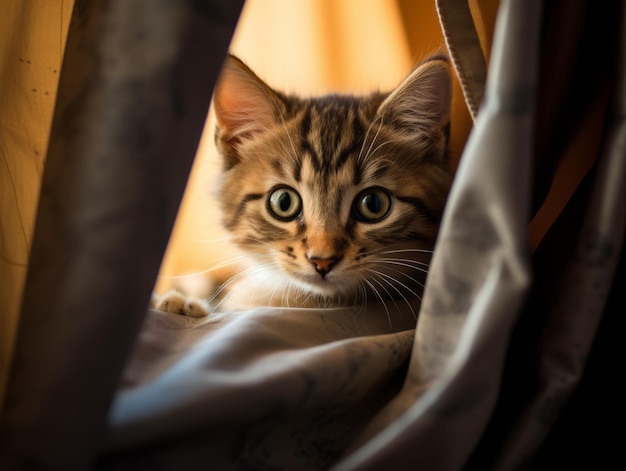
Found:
<box><xmin>213</xmin><ymin>55</ymin><xmax>281</xmax><ymax>167</ymax></box>
<box><xmin>377</xmin><ymin>55</ymin><xmax>451</xmax><ymax>142</ymax></box>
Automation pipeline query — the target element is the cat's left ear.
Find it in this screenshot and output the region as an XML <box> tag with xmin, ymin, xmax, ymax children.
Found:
<box><xmin>377</xmin><ymin>55</ymin><xmax>451</xmax><ymax>139</ymax></box>
<box><xmin>213</xmin><ymin>55</ymin><xmax>283</xmax><ymax>166</ymax></box>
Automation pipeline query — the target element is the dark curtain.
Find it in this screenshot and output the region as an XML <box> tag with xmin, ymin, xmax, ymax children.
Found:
<box><xmin>0</xmin><ymin>1</ymin><xmax>243</xmax><ymax>468</ymax></box>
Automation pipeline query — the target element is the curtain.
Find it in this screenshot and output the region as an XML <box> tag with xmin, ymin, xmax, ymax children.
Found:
<box><xmin>0</xmin><ymin>0</ymin><xmax>74</xmax><ymax>410</ymax></box>
<box><xmin>155</xmin><ymin>0</ymin><xmax>475</xmax><ymax>296</ymax></box>
<box><xmin>1</xmin><ymin>0</ymin><xmax>625</xmax><ymax>470</ymax></box>
<box><xmin>0</xmin><ymin>0</ymin><xmax>243</xmax><ymax>467</ymax></box>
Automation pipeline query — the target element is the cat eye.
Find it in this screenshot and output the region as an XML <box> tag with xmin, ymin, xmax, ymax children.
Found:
<box><xmin>267</xmin><ymin>186</ymin><xmax>302</xmax><ymax>221</ymax></box>
<box><xmin>353</xmin><ymin>187</ymin><xmax>392</xmax><ymax>223</ymax></box>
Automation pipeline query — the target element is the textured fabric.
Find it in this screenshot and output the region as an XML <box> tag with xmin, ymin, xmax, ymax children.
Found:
<box><xmin>0</xmin><ymin>0</ymin><xmax>243</xmax><ymax>468</ymax></box>
<box><xmin>2</xmin><ymin>0</ymin><xmax>625</xmax><ymax>470</ymax></box>
<box><xmin>335</xmin><ymin>0</ymin><xmax>537</xmax><ymax>468</ymax></box>
<box><xmin>99</xmin><ymin>307</ymin><xmax>415</xmax><ymax>469</ymax></box>
<box><xmin>468</xmin><ymin>1</ymin><xmax>626</xmax><ymax>468</ymax></box>
<box><xmin>0</xmin><ymin>0</ymin><xmax>74</xmax><ymax>409</ymax></box>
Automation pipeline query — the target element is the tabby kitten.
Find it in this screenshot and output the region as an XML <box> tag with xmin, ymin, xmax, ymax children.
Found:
<box><xmin>153</xmin><ymin>53</ymin><xmax>452</xmax><ymax>316</ymax></box>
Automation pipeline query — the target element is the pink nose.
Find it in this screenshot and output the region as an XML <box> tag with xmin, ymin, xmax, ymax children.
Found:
<box><xmin>307</xmin><ymin>256</ymin><xmax>340</xmax><ymax>277</ymax></box>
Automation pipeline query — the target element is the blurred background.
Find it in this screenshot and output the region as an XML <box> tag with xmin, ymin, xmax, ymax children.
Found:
<box><xmin>0</xmin><ymin>0</ymin><xmax>493</xmax><ymax>403</ymax></box>
<box><xmin>154</xmin><ymin>0</ymin><xmax>487</xmax><ymax>295</ymax></box>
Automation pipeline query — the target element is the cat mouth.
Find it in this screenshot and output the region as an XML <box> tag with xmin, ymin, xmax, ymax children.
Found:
<box><xmin>295</xmin><ymin>272</ymin><xmax>349</xmax><ymax>296</ymax></box>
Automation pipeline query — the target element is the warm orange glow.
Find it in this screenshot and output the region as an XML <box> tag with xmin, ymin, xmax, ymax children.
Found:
<box><xmin>230</xmin><ymin>0</ymin><xmax>412</xmax><ymax>95</ymax></box>
<box><xmin>156</xmin><ymin>0</ymin><xmax>461</xmax><ymax>294</ymax></box>
<box><xmin>0</xmin><ymin>0</ymin><xmax>75</xmax><ymax>407</ymax></box>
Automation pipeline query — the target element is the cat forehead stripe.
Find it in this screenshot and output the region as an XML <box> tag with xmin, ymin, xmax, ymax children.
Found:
<box><xmin>298</xmin><ymin>98</ymin><xmax>375</xmax><ymax>176</ymax></box>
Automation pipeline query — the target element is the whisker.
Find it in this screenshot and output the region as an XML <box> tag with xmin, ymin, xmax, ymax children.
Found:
<box><xmin>366</xmin><ymin>259</ymin><xmax>430</xmax><ymax>275</ymax></box>
<box><xmin>195</xmin><ymin>256</ymin><xmax>249</xmax><ymax>273</ymax></box>
<box><xmin>192</xmin><ymin>236</ymin><xmax>233</xmax><ymax>244</ymax></box>
<box><xmin>356</xmin><ymin>245</ymin><xmax>434</xmax><ymax>259</ymax></box>
<box><xmin>367</xmin><ymin>269</ymin><xmax>418</xmax><ymax>319</ymax></box>
<box><xmin>353</xmin><ymin>282</ymin><xmax>365</xmax><ymax>312</ymax></box>
<box><xmin>210</xmin><ymin>265</ymin><xmax>265</xmax><ymax>308</ymax></box>
<box><xmin>281</xmin><ymin>276</ymin><xmax>294</xmax><ymax>308</ymax></box>
<box><xmin>357</xmin><ymin>115</ymin><xmax>383</xmax><ymax>164</ymax></box>
<box><xmin>279</xmin><ymin>112</ymin><xmax>299</xmax><ymax>166</ymax></box>
<box><xmin>369</xmin><ymin>269</ymin><xmax>421</xmax><ymax>298</ymax></box>
<box><xmin>368</xmin><ymin>272</ymin><xmax>401</xmax><ymax>313</ymax></box>
<box><xmin>239</xmin><ymin>236</ymin><xmax>294</xmax><ymax>255</ymax></box>
<box><xmin>208</xmin><ymin>269</ymin><xmax>248</xmax><ymax>303</ymax></box>
<box><xmin>375</xmin><ymin>257</ymin><xmax>431</xmax><ymax>268</ymax></box>
<box><xmin>379</xmin><ymin>248</ymin><xmax>434</xmax><ymax>255</ymax></box>
<box><xmin>359</xmin><ymin>283</ymin><xmax>368</xmax><ymax>313</ymax></box>
<box><xmin>366</xmin><ymin>140</ymin><xmax>393</xmax><ymax>161</ymax></box>
<box><xmin>157</xmin><ymin>256</ymin><xmax>249</xmax><ymax>281</ymax></box>
<box><xmin>362</xmin><ymin>278</ymin><xmax>392</xmax><ymax>328</ymax></box>
<box><xmin>358</xmin><ymin>117</ymin><xmax>385</xmax><ymax>166</ymax></box>
<box><xmin>380</xmin><ymin>265</ymin><xmax>426</xmax><ymax>289</ymax></box>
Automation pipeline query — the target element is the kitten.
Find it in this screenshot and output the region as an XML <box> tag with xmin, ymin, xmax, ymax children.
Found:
<box><xmin>153</xmin><ymin>53</ymin><xmax>452</xmax><ymax>316</ymax></box>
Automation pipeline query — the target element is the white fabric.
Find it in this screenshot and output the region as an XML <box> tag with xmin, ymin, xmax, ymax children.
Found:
<box><xmin>103</xmin><ymin>306</ymin><xmax>415</xmax><ymax>469</ymax></box>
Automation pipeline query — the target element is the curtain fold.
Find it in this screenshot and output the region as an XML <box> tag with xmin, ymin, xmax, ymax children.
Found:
<box><xmin>468</xmin><ymin>2</ymin><xmax>626</xmax><ymax>468</ymax></box>
<box><xmin>0</xmin><ymin>0</ymin><xmax>74</xmax><ymax>410</ymax></box>
<box><xmin>334</xmin><ymin>0</ymin><xmax>538</xmax><ymax>468</ymax></box>
<box><xmin>0</xmin><ymin>1</ymin><xmax>243</xmax><ymax>468</ymax></box>
<box><xmin>1</xmin><ymin>0</ymin><xmax>625</xmax><ymax>469</ymax></box>
<box><xmin>497</xmin><ymin>53</ymin><xmax>626</xmax><ymax>469</ymax></box>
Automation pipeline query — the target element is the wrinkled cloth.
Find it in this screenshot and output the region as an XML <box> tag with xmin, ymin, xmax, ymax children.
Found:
<box><xmin>100</xmin><ymin>307</ymin><xmax>414</xmax><ymax>469</ymax></box>
<box><xmin>2</xmin><ymin>0</ymin><xmax>625</xmax><ymax>470</ymax></box>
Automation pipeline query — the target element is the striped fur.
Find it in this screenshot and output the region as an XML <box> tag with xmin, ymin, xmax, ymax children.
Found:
<box><xmin>212</xmin><ymin>54</ymin><xmax>452</xmax><ymax>309</ymax></box>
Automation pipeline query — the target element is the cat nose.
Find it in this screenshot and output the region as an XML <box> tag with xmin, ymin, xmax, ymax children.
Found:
<box><xmin>307</xmin><ymin>255</ymin><xmax>340</xmax><ymax>278</ymax></box>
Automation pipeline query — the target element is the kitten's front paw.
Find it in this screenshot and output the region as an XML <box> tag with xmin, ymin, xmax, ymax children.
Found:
<box><xmin>151</xmin><ymin>290</ymin><xmax>210</xmax><ymax>318</ymax></box>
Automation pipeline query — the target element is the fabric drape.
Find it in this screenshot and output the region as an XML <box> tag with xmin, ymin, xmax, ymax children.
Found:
<box><xmin>0</xmin><ymin>0</ymin><xmax>74</xmax><ymax>409</ymax></box>
<box><xmin>0</xmin><ymin>0</ymin><xmax>243</xmax><ymax>468</ymax></box>
<box><xmin>1</xmin><ymin>0</ymin><xmax>625</xmax><ymax>470</ymax></box>
<box><xmin>334</xmin><ymin>0</ymin><xmax>538</xmax><ymax>467</ymax></box>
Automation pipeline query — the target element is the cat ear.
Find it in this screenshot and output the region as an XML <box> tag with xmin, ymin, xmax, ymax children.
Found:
<box><xmin>213</xmin><ymin>55</ymin><xmax>282</xmax><ymax>164</ymax></box>
<box><xmin>377</xmin><ymin>55</ymin><xmax>451</xmax><ymax>139</ymax></box>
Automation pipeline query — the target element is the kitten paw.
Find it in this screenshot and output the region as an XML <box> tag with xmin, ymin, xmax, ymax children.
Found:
<box><xmin>151</xmin><ymin>290</ymin><xmax>210</xmax><ymax>317</ymax></box>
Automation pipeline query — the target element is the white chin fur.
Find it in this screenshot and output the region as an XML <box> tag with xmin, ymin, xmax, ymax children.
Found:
<box><xmin>267</xmin><ymin>269</ymin><xmax>346</xmax><ymax>297</ymax></box>
<box><xmin>294</xmin><ymin>273</ymin><xmax>357</xmax><ymax>298</ymax></box>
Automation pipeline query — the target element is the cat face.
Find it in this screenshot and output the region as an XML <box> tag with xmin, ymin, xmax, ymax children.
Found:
<box><xmin>212</xmin><ymin>55</ymin><xmax>452</xmax><ymax>305</ymax></box>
